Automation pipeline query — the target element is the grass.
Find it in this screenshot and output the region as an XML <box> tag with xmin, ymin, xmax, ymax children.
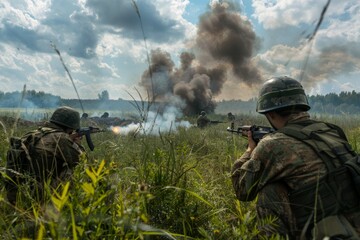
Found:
<box><xmin>1</xmin><ymin>111</ymin><xmax>359</xmax><ymax>239</ymax></box>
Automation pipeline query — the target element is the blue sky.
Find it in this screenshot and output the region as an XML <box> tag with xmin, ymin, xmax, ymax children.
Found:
<box><xmin>0</xmin><ymin>0</ymin><xmax>359</xmax><ymax>102</ymax></box>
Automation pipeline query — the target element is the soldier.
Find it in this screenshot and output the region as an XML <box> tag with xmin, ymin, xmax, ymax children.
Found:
<box><xmin>101</xmin><ymin>112</ymin><xmax>109</xmax><ymax>118</ymax></box>
<box><xmin>81</xmin><ymin>112</ymin><xmax>89</xmax><ymax>119</ymax></box>
<box><xmin>197</xmin><ymin>111</ymin><xmax>211</xmax><ymax>128</ymax></box>
<box><xmin>5</xmin><ymin>106</ymin><xmax>85</xmax><ymax>204</ymax></box>
<box><xmin>227</xmin><ymin>112</ymin><xmax>235</xmax><ymax>122</ymax></box>
<box><xmin>231</xmin><ymin>76</ymin><xmax>360</xmax><ymax>239</ymax></box>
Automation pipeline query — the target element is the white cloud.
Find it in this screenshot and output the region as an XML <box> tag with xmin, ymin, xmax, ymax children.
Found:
<box><xmin>148</xmin><ymin>0</ymin><xmax>197</xmax><ymax>50</ymax></box>
<box><xmin>252</xmin><ymin>0</ymin><xmax>358</xmax><ymax>30</ymax></box>
<box><xmin>1</xmin><ymin>0</ymin><xmax>50</xmax><ymax>29</ymax></box>
<box><xmin>252</xmin><ymin>0</ymin><xmax>320</xmax><ymax>29</ymax></box>
<box><xmin>1</xmin><ymin>0</ymin><xmax>359</xmax><ymax>103</ymax></box>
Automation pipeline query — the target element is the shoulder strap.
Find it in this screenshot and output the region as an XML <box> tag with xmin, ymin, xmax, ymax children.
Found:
<box><xmin>281</xmin><ymin>121</ymin><xmax>360</xmax><ymax>232</ymax></box>
<box><xmin>279</xmin><ymin>121</ymin><xmax>355</xmax><ymax>172</ymax></box>
<box><xmin>22</xmin><ymin>127</ymin><xmax>63</xmax><ymax>152</ymax></box>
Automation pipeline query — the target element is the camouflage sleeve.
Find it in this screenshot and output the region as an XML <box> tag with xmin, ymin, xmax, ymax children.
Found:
<box><xmin>232</xmin><ymin>133</ymin><xmax>304</xmax><ymax>201</ymax></box>
<box><xmin>231</xmin><ymin>149</ymin><xmax>262</xmax><ymax>201</ymax></box>
<box><xmin>56</xmin><ymin>134</ymin><xmax>84</xmax><ymax>170</ymax></box>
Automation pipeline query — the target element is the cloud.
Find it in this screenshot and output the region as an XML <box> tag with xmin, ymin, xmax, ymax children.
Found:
<box><xmin>251</xmin><ymin>0</ymin><xmax>360</xmax><ymax>95</ymax></box>
<box><xmin>1</xmin><ymin>0</ymin><xmax>189</xmax><ymax>59</ymax></box>
<box><xmin>85</xmin><ymin>0</ymin><xmax>186</xmax><ymax>43</ymax></box>
<box><xmin>0</xmin><ymin>0</ymin><xmax>195</xmax><ymax>100</ymax></box>
<box><xmin>252</xmin><ymin>0</ymin><xmax>343</xmax><ymax>30</ymax></box>
<box><xmin>1</xmin><ymin>0</ymin><xmax>359</xmax><ymax>102</ymax></box>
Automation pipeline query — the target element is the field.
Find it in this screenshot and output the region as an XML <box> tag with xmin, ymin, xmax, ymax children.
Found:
<box><xmin>1</xmin><ymin>108</ymin><xmax>360</xmax><ymax>239</ymax></box>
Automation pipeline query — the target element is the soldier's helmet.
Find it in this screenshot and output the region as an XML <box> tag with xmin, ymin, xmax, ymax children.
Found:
<box><xmin>200</xmin><ymin>111</ymin><xmax>206</xmax><ymax>116</ymax></box>
<box><xmin>101</xmin><ymin>112</ymin><xmax>109</xmax><ymax>118</ymax></box>
<box><xmin>50</xmin><ymin>106</ymin><xmax>80</xmax><ymax>130</ymax></box>
<box><xmin>256</xmin><ymin>76</ymin><xmax>311</xmax><ymax>114</ymax></box>
<box><xmin>81</xmin><ymin>113</ymin><xmax>89</xmax><ymax>119</ymax></box>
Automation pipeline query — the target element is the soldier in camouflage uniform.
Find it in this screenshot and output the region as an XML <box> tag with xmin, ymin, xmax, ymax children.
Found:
<box><xmin>227</xmin><ymin>112</ymin><xmax>235</xmax><ymax>122</ymax></box>
<box><xmin>231</xmin><ymin>76</ymin><xmax>360</xmax><ymax>239</ymax></box>
<box><xmin>197</xmin><ymin>111</ymin><xmax>211</xmax><ymax>128</ymax></box>
<box><xmin>5</xmin><ymin>106</ymin><xmax>85</xmax><ymax>204</ymax></box>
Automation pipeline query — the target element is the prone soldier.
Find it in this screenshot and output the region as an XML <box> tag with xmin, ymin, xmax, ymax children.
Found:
<box><xmin>5</xmin><ymin>106</ymin><xmax>86</xmax><ymax>204</ymax></box>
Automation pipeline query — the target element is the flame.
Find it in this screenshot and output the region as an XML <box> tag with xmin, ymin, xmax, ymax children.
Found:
<box><xmin>111</xmin><ymin>126</ymin><xmax>121</xmax><ymax>134</ymax></box>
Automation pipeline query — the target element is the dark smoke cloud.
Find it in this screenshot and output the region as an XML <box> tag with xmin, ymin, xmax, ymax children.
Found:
<box><xmin>140</xmin><ymin>49</ymin><xmax>226</xmax><ymax>115</ymax></box>
<box><xmin>140</xmin><ymin>1</ymin><xmax>261</xmax><ymax>116</ymax></box>
<box><xmin>140</xmin><ymin>49</ymin><xmax>175</xmax><ymax>98</ymax></box>
<box><xmin>196</xmin><ymin>2</ymin><xmax>262</xmax><ymax>83</ymax></box>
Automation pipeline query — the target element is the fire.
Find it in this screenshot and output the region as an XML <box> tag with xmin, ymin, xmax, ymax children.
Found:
<box><xmin>111</xmin><ymin>126</ymin><xmax>121</xmax><ymax>134</ymax></box>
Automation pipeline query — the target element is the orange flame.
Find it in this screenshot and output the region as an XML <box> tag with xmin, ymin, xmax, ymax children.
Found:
<box><xmin>111</xmin><ymin>126</ymin><xmax>121</xmax><ymax>134</ymax></box>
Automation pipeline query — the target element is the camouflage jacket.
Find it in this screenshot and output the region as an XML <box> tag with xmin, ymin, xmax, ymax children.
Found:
<box><xmin>197</xmin><ymin>115</ymin><xmax>210</xmax><ymax>128</ymax></box>
<box><xmin>30</xmin><ymin>122</ymin><xmax>84</xmax><ymax>187</ymax></box>
<box><xmin>231</xmin><ymin>112</ymin><xmax>360</xmax><ymax>238</ymax></box>
<box><xmin>231</xmin><ymin>112</ymin><xmax>328</xmax><ymax>201</ymax></box>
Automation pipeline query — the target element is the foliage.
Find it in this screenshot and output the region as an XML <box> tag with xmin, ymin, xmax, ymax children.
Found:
<box><xmin>1</xmin><ymin>112</ymin><xmax>359</xmax><ymax>239</ymax></box>
<box><xmin>3</xmin><ymin>89</ymin><xmax>360</xmax><ymax>115</ymax></box>
<box><xmin>0</xmin><ymin>90</ymin><xmax>61</xmax><ymax>108</ymax></box>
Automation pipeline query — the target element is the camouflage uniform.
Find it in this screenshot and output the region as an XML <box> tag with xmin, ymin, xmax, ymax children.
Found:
<box><xmin>227</xmin><ymin>112</ymin><xmax>235</xmax><ymax>122</ymax></box>
<box><xmin>30</xmin><ymin>122</ymin><xmax>84</xmax><ymax>199</ymax></box>
<box><xmin>231</xmin><ymin>112</ymin><xmax>360</xmax><ymax>238</ymax></box>
<box><xmin>197</xmin><ymin>112</ymin><xmax>210</xmax><ymax>128</ymax></box>
<box><xmin>5</xmin><ymin>106</ymin><xmax>84</xmax><ymax>203</ymax></box>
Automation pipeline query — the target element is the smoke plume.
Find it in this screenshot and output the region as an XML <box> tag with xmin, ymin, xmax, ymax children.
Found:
<box><xmin>111</xmin><ymin>106</ymin><xmax>193</xmax><ymax>136</ymax></box>
<box><xmin>140</xmin><ymin>1</ymin><xmax>262</xmax><ymax>116</ymax></box>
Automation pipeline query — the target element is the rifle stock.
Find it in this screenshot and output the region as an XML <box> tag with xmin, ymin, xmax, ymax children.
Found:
<box><xmin>227</xmin><ymin>124</ymin><xmax>275</xmax><ymax>143</ymax></box>
<box><xmin>76</xmin><ymin>126</ymin><xmax>106</xmax><ymax>151</ymax></box>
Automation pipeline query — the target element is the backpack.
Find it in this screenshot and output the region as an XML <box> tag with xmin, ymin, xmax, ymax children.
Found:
<box><xmin>278</xmin><ymin>120</ymin><xmax>360</xmax><ymax>236</ymax></box>
<box><xmin>5</xmin><ymin>127</ymin><xmax>60</xmax><ymax>204</ymax></box>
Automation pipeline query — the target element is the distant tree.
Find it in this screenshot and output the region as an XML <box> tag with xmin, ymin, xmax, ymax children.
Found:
<box><xmin>98</xmin><ymin>90</ymin><xmax>109</xmax><ymax>101</ymax></box>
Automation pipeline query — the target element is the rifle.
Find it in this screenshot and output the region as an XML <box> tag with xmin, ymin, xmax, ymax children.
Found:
<box><xmin>227</xmin><ymin>124</ymin><xmax>275</xmax><ymax>143</ymax></box>
<box><xmin>76</xmin><ymin>126</ymin><xmax>106</xmax><ymax>151</ymax></box>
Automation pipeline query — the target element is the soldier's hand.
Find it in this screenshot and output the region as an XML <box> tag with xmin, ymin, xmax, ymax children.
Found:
<box><xmin>70</xmin><ymin>132</ymin><xmax>83</xmax><ymax>145</ymax></box>
<box><xmin>246</xmin><ymin>131</ymin><xmax>257</xmax><ymax>152</ymax></box>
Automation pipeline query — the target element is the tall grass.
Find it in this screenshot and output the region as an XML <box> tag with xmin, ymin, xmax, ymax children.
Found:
<box><xmin>1</xmin><ymin>112</ymin><xmax>359</xmax><ymax>238</ymax></box>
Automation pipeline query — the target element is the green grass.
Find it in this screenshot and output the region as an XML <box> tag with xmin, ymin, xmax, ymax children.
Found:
<box><xmin>1</xmin><ymin>112</ymin><xmax>359</xmax><ymax>239</ymax></box>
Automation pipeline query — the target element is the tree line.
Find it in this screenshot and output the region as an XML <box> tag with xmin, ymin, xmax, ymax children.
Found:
<box><xmin>1</xmin><ymin>89</ymin><xmax>360</xmax><ymax>115</ymax></box>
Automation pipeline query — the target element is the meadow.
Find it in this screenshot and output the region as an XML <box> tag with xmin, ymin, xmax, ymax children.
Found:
<box><xmin>1</xmin><ymin>108</ymin><xmax>360</xmax><ymax>239</ymax></box>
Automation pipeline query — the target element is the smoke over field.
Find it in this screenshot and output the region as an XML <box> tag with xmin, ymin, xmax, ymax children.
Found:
<box><xmin>111</xmin><ymin>106</ymin><xmax>193</xmax><ymax>135</ymax></box>
<box><xmin>140</xmin><ymin>2</ymin><xmax>262</xmax><ymax>116</ymax></box>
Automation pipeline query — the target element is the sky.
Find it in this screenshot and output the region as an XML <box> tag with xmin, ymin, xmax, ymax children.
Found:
<box><xmin>1</xmin><ymin>0</ymin><xmax>359</xmax><ymax>106</ymax></box>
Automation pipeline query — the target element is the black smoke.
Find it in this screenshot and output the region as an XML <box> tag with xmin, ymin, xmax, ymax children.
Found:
<box><xmin>140</xmin><ymin>1</ymin><xmax>262</xmax><ymax>116</ymax></box>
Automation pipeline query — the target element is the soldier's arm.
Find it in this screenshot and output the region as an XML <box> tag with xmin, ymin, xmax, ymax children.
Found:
<box><xmin>231</xmin><ymin>131</ymin><xmax>262</xmax><ymax>201</ymax></box>
<box><xmin>57</xmin><ymin>134</ymin><xmax>84</xmax><ymax>170</ymax></box>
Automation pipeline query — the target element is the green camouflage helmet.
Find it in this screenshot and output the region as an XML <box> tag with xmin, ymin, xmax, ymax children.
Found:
<box><xmin>50</xmin><ymin>106</ymin><xmax>80</xmax><ymax>130</ymax></box>
<box><xmin>256</xmin><ymin>76</ymin><xmax>311</xmax><ymax>114</ymax></box>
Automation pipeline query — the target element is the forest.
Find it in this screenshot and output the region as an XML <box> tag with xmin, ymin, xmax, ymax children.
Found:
<box><xmin>1</xmin><ymin>89</ymin><xmax>360</xmax><ymax>115</ymax></box>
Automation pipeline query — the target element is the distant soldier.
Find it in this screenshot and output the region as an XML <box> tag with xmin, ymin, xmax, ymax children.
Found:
<box><xmin>197</xmin><ymin>111</ymin><xmax>211</xmax><ymax>128</ymax></box>
<box><xmin>101</xmin><ymin>112</ymin><xmax>109</xmax><ymax>118</ymax></box>
<box><xmin>5</xmin><ymin>106</ymin><xmax>85</xmax><ymax>204</ymax></box>
<box><xmin>81</xmin><ymin>112</ymin><xmax>89</xmax><ymax>119</ymax></box>
<box><xmin>227</xmin><ymin>112</ymin><xmax>235</xmax><ymax>122</ymax></box>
